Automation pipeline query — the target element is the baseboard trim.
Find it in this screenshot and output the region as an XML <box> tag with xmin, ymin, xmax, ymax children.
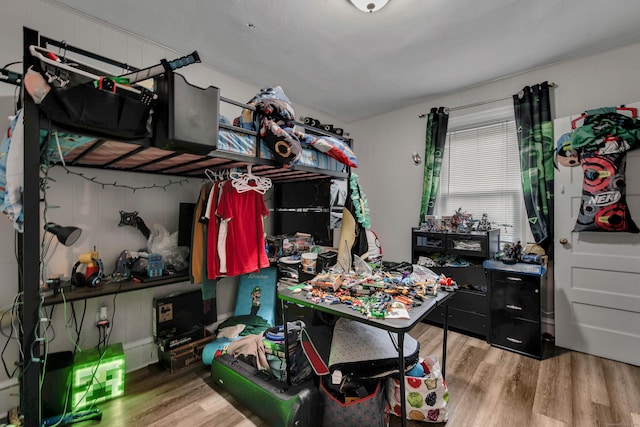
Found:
<box><xmin>123</xmin><ymin>337</ymin><xmax>158</xmax><ymax>372</ymax></box>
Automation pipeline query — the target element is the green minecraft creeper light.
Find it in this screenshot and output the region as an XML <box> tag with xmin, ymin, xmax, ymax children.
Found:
<box><xmin>71</xmin><ymin>343</ymin><xmax>125</xmax><ymax>410</ymax></box>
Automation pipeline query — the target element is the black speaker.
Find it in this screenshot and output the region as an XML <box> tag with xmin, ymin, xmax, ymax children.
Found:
<box><xmin>41</xmin><ymin>351</ymin><xmax>74</xmax><ymax>418</ymax></box>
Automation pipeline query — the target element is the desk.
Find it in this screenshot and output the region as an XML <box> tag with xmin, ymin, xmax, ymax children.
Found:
<box><xmin>278</xmin><ymin>285</ymin><xmax>452</xmax><ymax>427</ymax></box>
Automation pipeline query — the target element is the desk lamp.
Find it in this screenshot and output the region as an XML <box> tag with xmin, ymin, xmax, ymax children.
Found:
<box><xmin>45</xmin><ymin>222</ymin><xmax>82</xmax><ymax>246</ymax></box>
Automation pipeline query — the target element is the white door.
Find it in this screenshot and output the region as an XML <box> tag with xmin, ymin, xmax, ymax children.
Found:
<box><xmin>554</xmin><ymin>104</ymin><xmax>640</xmax><ymax>366</ymax></box>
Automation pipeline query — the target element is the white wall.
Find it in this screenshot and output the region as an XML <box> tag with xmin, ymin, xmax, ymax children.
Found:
<box><xmin>351</xmin><ymin>41</ymin><xmax>640</xmax><ymax>263</ymax></box>
<box><xmin>0</xmin><ymin>0</ymin><xmax>346</xmax><ymax>415</ymax></box>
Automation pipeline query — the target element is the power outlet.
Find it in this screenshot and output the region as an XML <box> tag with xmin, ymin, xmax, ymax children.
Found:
<box><xmin>99</xmin><ymin>306</ymin><xmax>108</xmax><ymax>321</ymax></box>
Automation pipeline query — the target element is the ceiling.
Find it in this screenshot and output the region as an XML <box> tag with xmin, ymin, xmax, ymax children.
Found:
<box><xmin>51</xmin><ymin>0</ymin><xmax>640</xmax><ymax>123</ymax></box>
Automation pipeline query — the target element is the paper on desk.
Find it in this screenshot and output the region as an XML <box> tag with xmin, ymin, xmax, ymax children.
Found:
<box><xmin>368</xmin><ymin>301</ymin><xmax>410</xmax><ymax>319</ymax></box>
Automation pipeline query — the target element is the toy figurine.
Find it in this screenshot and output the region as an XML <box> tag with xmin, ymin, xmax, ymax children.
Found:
<box><xmin>502</xmin><ymin>241</ymin><xmax>522</xmax><ymax>264</ymax></box>
<box><xmin>477</xmin><ymin>213</ymin><xmax>491</xmax><ymax>231</ymax></box>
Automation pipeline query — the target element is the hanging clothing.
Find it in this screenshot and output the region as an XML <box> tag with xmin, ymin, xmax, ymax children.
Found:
<box><xmin>206</xmin><ymin>182</ymin><xmax>224</xmax><ymax>279</ymax></box>
<box><xmin>216</xmin><ymin>180</ymin><xmax>269</xmax><ymax>276</ymax></box>
<box><xmin>190</xmin><ymin>182</ymin><xmax>212</xmax><ymax>284</ymax></box>
<box><xmin>217</xmin><ymin>217</ymin><xmax>229</xmax><ymax>274</ymax></box>
<box><xmin>337</xmin><ymin>173</ymin><xmax>370</xmax><ymax>271</ymax></box>
<box><xmin>201</xmin><ymin>236</ymin><xmax>217</xmax><ymax>300</ymax></box>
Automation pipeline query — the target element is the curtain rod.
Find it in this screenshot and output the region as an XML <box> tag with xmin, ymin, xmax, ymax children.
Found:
<box><xmin>418</xmin><ymin>82</ymin><xmax>557</xmax><ymax>118</ymax></box>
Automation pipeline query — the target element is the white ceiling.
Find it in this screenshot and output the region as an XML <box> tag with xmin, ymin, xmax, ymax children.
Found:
<box><xmin>52</xmin><ymin>0</ymin><xmax>640</xmax><ymax>123</ymax></box>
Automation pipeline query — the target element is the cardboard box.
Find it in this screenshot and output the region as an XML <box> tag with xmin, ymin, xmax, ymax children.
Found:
<box><xmin>158</xmin><ymin>325</ymin><xmax>206</xmax><ymax>353</ymax></box>
<box><xmin>160</xmin><ymin>335</ymin><xmax>214</xmax><ymax>374</ymax></box>
<box><xmin>153</xmin><ymin>289</ymin><xmax>215</xmax><ymax>342</ymax></box>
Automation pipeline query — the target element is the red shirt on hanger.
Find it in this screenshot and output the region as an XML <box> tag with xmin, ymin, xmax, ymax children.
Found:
<box><xmin>216</xmin><ymin>180</ymin><xmax>270</xmax><ymax>276</ymax></box>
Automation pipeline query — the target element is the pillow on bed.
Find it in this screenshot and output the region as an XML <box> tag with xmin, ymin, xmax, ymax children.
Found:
<box><xmin>256</xmin><ymin>98</ymin><xmax>295</xmax><ymax>123</ymax></box>
<box><xmin>259</xmin><ymin>118</ymin><xmax>302</xmax><ymax>166</ymax></box>
<box><xmin>286</xmin><ymin>127</ymin><xmax>357</xmax><ymax>168</ymax></box>
<box><xmin>310</xmin><ymin>135</ymin><xmax>358</xmax><ymax>168</ymax></box>
<box><xmin>232</xmin><ymin>108</ymin><xmax>257</xmax><ymax>131</ymax></box>
<box><xmin>249</xmin><ymin>86</ymin><xmax>295</xmax><ymax>122</ymax></box>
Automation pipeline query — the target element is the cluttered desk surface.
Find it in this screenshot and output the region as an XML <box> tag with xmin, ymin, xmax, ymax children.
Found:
<box><xmin>278</xmin><ymin>283</ymin><xmax>452</xmax><ymax>334</ymax></box>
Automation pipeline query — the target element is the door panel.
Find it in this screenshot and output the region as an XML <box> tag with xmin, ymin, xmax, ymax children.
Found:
<box><xmin>554</xmin><ymin>104</ymin><xmax>640</xmax><ymax>366</ymax></box>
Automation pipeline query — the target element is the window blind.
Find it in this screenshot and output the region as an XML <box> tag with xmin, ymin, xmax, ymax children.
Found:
<box><xmin>434</xmin><ymin>120</ymin><xmax>523</xmax><ymax>244</ymax></box>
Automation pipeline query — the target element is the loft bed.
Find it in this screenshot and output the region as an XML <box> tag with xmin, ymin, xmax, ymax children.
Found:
<box><xmin>26</xmin><ymin>31</ymin><xmax>353</xmax><ymax>184</ymax></box>
<box><xmin>39</xmin><ymin>87</ymin><xmax>351</xmax><ymax>182</ymax></box>
<box><xmin>14</xmin><ymin>27</ymin><xmax>355</xmax><ymax>427</ymax></box>
<box><xmin>40</xmin><ymin>114</ymin><xmax>348</xmax><ymax>182</ymax></box>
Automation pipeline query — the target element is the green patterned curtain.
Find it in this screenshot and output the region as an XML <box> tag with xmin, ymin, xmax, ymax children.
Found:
<box><xmin>513</xmin><ymin>82</ymin><xmax>554</xmax><ymax>251</ymax></box>
<box><xmin>419</xmin><ymin>107</ymin><xmax>450</xmax><ymax>223</ymax></box>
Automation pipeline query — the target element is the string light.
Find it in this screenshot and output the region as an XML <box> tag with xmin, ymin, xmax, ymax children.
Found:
<box><xmin>54</xmin><ymin>164</ymin><xmax>194</xmax><ymax>192</ymax></box>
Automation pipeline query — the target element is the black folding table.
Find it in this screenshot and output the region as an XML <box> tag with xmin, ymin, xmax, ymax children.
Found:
<box><xmin>279</xmin><ymin>286</ymin><xmax>452</xmax><ymax>427</ymax></box>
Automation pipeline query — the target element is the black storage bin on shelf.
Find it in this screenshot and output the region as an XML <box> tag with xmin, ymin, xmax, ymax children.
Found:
<box><xmin>153</xmin><ymin>72</ymin><xmax>220</xmax><ymax>155</ymax></box>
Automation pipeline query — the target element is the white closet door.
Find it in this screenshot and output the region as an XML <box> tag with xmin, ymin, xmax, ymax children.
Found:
<box><xmin>553</xmin><ymin>102</ymin><xmax>640</xmax><ymax>366</ymax></box>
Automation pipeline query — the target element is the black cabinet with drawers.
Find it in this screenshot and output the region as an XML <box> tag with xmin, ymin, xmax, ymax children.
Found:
<box><xmin>484</xmin><ymin>260</ymin><xmax>546</xmax><ymax>359</ymax></box>
<box><xmin>412</xmin><ymin>228</ymin><xmax>500</xmax><ymax>339</ymax></box>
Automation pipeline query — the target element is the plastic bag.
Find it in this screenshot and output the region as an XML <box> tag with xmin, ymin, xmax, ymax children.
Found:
<box><xmin>147</xmin><ymin>223</ymin><xmax>190</xmax><ymax>271</ymax></box>
<box><xmin>409</xmin><ymin>265</ymin><xmax>440</xmax><ymax>284</ymax></box>
<box><xmin>353</xmin><ymin>254</ymin><xmax>372</xmax><ymax>276</ymax></box>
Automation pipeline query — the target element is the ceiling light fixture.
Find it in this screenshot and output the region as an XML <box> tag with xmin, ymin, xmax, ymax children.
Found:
<box><xmin>348</xmin><ymin>0</ymin><xmax>390</xmax><ymax>13</ymax></box>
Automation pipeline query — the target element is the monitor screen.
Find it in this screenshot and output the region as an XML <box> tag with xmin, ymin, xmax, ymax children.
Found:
<box><xmin>177</xmin><ymin>202</ymin><xmax>196</xmax><ymax>248</ymax></box>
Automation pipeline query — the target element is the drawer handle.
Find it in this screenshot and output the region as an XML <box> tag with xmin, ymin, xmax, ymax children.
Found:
<box><xmin>506</xmin><ymin>337</ymin><xmax>523</xmax><ymax>344</ymax></box>
<box><xmin>506</xmin><ymin>276</ymin><xmax>523</xmax><ymax>282</ymax></box>
<box><xmin>506</xmin><ymin>304</ymin><xmax>522</xmax><ymax>310</ymax></box>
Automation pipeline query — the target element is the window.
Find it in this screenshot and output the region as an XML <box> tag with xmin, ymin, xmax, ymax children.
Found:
<box><xmin>434</xmin><ymin>120</ymin><xmax>523</xmax><ymax>244</ymax></box>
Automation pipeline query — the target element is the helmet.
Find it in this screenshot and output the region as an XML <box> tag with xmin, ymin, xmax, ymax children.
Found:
<box><xmin>523</xmin><ymin>243</ymin><xmax>545</xmax><ymax>256</ymax></box>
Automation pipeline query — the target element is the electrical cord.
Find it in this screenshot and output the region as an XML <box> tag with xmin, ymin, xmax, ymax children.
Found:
<box><xmin>62</xmin><ymin>291</ymin><xmax>82</xmax><ymax>354</ymax></box>
<box><xmin>29</xmin><ymin>294</ymin><xmax>46</xmax><ymax>363</ymax></box>
<box><xmin>45</xmin><ymin>305</ymin><xmax>56</xmax><ymax>343</ymax></box>
<box><xmin>0</xmin><ymin>294</ymin><xmax>23</xmax><ymax>378</ymax></box>
<box><xmin>1</xmin><ymin>61</ymin><xmax>21</xmax><ymax>70</ymax></box>
<box><xmin>67</xmin><ymin>283</ymin><xmax>122</xmax><ymax>413</ymax></box>
<box><xmin>68</xmin><ymin>300</ymin><xmax>87</xmax><ymax>354</ymax></box>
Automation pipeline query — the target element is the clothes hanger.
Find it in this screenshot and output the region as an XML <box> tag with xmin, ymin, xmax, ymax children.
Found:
<box><xmin>231</xmin><ymin>165</ymin><xmax>272</xmax><ymax>194</ymax></box>
<box><xmin>205</xmin><ymin>168</ymin><xmax>222</xmax><ymax>183</ymax></box>
<box><xmin>205</xmin><ymin>168</ymin><xmax>241</xmax><ymax>183</ymax></box>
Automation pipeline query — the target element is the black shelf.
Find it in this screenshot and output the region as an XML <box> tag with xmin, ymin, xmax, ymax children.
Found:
<box><xmin>412</xmin><ymin>228</ymin><xmax>500</xmax><ymax>339</ymax></box>
<box><xmin>42</xmin><ymin>276</ymin><xmax>192</xmax><ymax>307</ymax></box>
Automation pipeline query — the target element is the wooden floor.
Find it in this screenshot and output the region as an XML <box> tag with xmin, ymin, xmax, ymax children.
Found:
<box><xmin>91</xmin><ymin>323</ymin><xmax>640</xmax><ymax>427</ymax></box>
